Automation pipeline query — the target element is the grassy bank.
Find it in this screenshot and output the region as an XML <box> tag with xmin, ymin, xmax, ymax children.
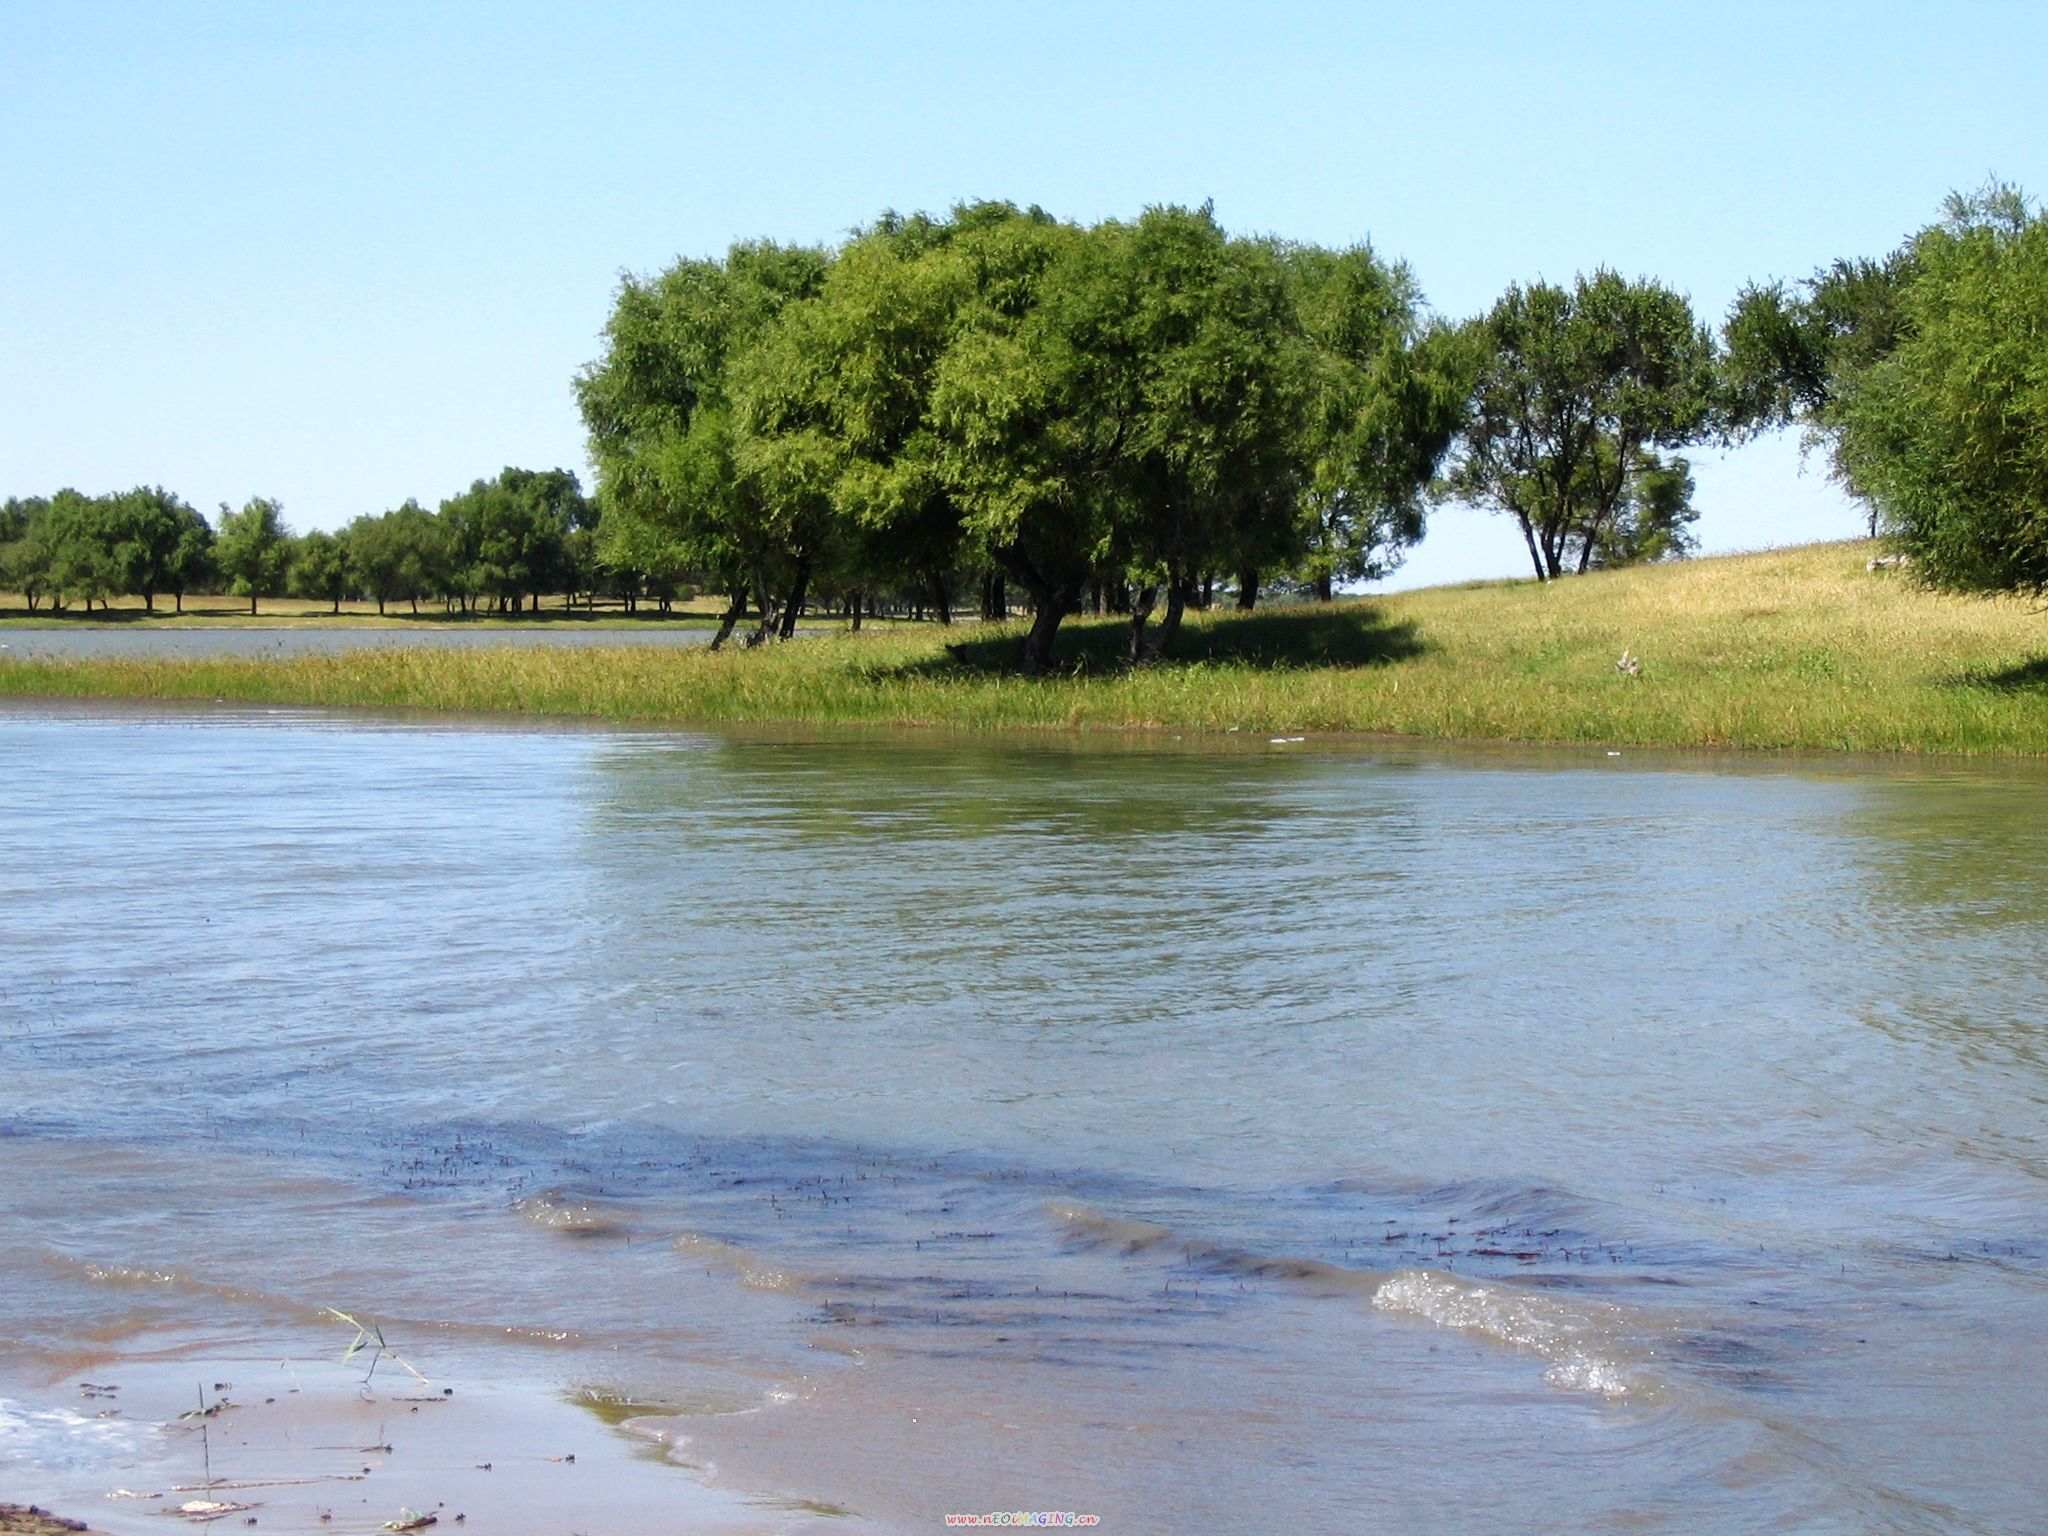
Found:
<box><xmin>5</xmin><ymin>541</ymin><xmax>2045</xmax><ymax>753</ymax></box>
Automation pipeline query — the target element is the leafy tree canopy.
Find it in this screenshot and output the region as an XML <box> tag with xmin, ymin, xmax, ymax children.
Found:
<box><xmin>1446</xmin><ymin>271</ymin><xmax>1718</xmax><ymax>581</ymax></box>
<box><xmin>1834</xmin><ymin>183</ymin><xmax>2048</xmax><ymax>594</ymax></box>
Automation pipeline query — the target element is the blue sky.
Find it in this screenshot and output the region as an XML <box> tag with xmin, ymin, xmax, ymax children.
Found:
<box><xmin>4</xmin><ymin>1</ymin><xmax>2042</xmax><ymax>587</ymax></box>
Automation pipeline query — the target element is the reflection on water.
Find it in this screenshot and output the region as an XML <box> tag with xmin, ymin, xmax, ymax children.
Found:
<box><xmin>1</xmin><ymin>704</ymin><xmax>2045</xmax><ymax>1532</ymax></box>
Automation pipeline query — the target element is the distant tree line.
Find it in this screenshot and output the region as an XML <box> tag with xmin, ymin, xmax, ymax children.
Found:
<box><xmin>1</xmin><ymin>471</ymin><xmax>611</xmax><ymax>618</ymax></box>
<box><xmin>0</xmin><ymin>466</ymin><xmax>1047</xmax><ymax>623</ymax></box>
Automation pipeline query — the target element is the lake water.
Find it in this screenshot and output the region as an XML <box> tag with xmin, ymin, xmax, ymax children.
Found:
<box><xmin>2</xmin><ymin>702</ymin><xmax>2045</xmax><ymax>1532</ymax></box>
<box><xmin>0</xmin><ymin>624</ymin><xmax>741</xmax><ymax>660</ymax></box>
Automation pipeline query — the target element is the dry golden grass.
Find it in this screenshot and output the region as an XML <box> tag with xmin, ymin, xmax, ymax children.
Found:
<box><xmin>5</xmin><ymin>541</ymin><xmax>2046</xmax><ymax>754</ymax></box>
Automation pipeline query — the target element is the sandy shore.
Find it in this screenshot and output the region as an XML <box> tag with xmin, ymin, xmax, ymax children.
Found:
<box><xmin>2</xmin><ymin>1351</ymin><xmax>866</xmax><ymax>1536</ymax></box>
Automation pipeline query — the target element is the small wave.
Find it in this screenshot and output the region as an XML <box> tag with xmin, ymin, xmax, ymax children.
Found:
<box><xmin>42</xmin><ymin>1248</ymin><xmax>583</xmax><ymax>1351</ymax></box>
<box><xmin>1045</xmin><ymin>1202</ymin><xmax>1176</xmax><ymax>1254</ymax></box>
<box><xmin>79</xmin><ymin>1262</ymin><xmax>184</xmax><ymax>1287</ymax></box>
<box><xmin>1049</xmin><ymin>1201</ymin><xmax>1378</xmax><ymax>1293</ymax></box>
<box><xmin>1371</xmin><ymin>1269</ymin><xmax>1655</xmax><ymax>1400</ymax></box>
<box><xmin>673</xmin><ymin>1233</ymin><xmax>802</xmax><ymax>1293</ymax></box>
<box><xmin>0</xmin><ymin>1396</ymin><xmax>154</xmax><ymax>1472</ymax></box>
<box><xmin>515</xmin><ymin>1190</ymin><xmax>633</xmax><ymax>1238</ymax></box>
<box><xmin>1051</xmin><ymin>1201</ymin><xmax>1662</xmax><ymax>1399</ymax></box>
<box><xmin>50</xmin><ymin>1253</ymin><xmax>322</xmax><ymax>1324</ymax></box>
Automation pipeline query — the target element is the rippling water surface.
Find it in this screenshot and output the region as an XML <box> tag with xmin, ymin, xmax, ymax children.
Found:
<box><xmin>3</xmin><ymin>702</ymin><xmax>2045</xmax><ymax>1532</ymax></box>
<box><xmin>0</xmin><ymin>623</ymin><xmax>734</xmax><ymax>660</ymax></box>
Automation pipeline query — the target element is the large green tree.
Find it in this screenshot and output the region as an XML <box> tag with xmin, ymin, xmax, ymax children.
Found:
<box><xmin>290</xmin><ymin>528</ymin><xmax>353</xmax><ymax>613</ymax></box>
<box><xmin>164</xmin><ymin>501</ymin><xmax>215</xmax><ymax>612</ymax></box>
<box><xmin>579</xmin><ymin>241</ymin><xmax>830</xmax><ymax>645</ymax></box>
<box><xmin>43</xmin><ymin>490</ymin><xmax>119</xmax><ymax>612</ymax></box>
<box><xmin>582</xmin><ymin>202</ymin><xmax>1474</xmax><ymax>670</ymax></box>
<box><xmin>104</xmin><ymin>485</ymin><xmax>205</xmax><ymax>612</ymax></box>
<box><xmin>1279</xmin><ymin>243</ymin><xmax>1472</xmax><ymax>605</ymax></box>
<box><xmin>1094</xmin><ymin>208</ymin><xmax>1306</xmax><ymax>659</ymax></box>
<box><xmin>0</xmin><ymin>496</ymin><xmax>54</xmax><ymax>611</ymax></box>
<box><xmin>438</xmin><ymin>468</ymin><xmax>580</xmax><ymax>613</ymax></box>
<box><xmin>1722</xmin><ymin>250</ymin><xmax>1917</xmax><ymax>536</ymax></box>
<box><xmin>215</xmin><ymin>497</ymin><xmax>291</xmax><ymax>614</ymax></box>
<box><xmin>1447</xmin><ymin>271</ymin><xmax>1718</xmax><ymax>581</ymax></box>
<box><xmin>1834</xmin><ymin>185</ymin><xmax>2048</xmax><ymax>595</ymax></box>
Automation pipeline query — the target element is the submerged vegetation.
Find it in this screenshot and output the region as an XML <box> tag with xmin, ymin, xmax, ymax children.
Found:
<box><xmin>5</xmin><ymin>543</ymin><xmax>2045</xmax><ymax>755</ymax></box>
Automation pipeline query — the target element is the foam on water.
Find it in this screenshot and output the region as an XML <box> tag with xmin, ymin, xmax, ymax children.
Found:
<box><xmin>1371</xmin><ymin>1269</ymin><xmax>1655</xmax><ymax>1400</ymax></box>
<box><xmin>672</xmin><ymin>1232</ymin><xmax>802</xmax><ymax>1293</ymax></box>
<box><xmin>1053</xmin><ymin>1199</ymin><xmax>1662</xmax><ymax>1399</ymax></box>
<box><xmin>514</xmin><ymin>1189</ymin><xmax>635</xmax><ymax>1238</ymax></box>
<box><xmin>0</xmin><ymin>1397</ymin><xmax>153</xmax><ymax>1473</ymax></box>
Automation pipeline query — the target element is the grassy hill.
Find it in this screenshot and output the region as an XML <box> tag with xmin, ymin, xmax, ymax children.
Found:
<box><xmin>5</xmin><ymin>541</ymin><xmax>2045</xmax><ymax>754</ymax></box>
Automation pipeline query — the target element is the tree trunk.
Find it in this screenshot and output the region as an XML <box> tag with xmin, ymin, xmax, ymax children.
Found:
<box><xmin>1313</xmin><ymin>570</ymin><xmax>1334</xmax><ymax>603</ymax></box>
<box><xmin>930</xmin><ymin>572</ymin><xmax>952</xmax><ymax>626</ymax></box>
<box><xmin>1236</xmin><ymin>567</ymin><xmax>1260</xmax><ymax>610</ymax></box>
<box><xmin>250</xmin><ymin>593</ymin><xmax>258</xmax><ymax>615</ymax></box>
<box><xmin>1156</xmin><ymin>576</ymin><xmax>1190</xmax><ymax>656</ymax></box>
<box><xmin>331</xmin><ymin>594</ymin><xmax>340</xmax><ymax>615</ymax></box>
<box><xmin>777</xmin><ymin>556</ymin><xmax>811</xmax><ymax>640</ymax></box>
<box><xmin>1199</xmin><ymin>573</ymin><xmax>1213</xmax><ymax>609</ymax></box>
<box><xmin>1516</xmin><ymin>513</ymin><xmax>1548</xmax><ymax>581</ymax></box>
<box><xmin>709</xmin><ymin>586</ymin><xmax>747</xmax><ymax>651</ymax></box>
<box><xmin>1133</xmin><ymin>576</ymin><xmax>1191</xmax><ymax>664</ymax></box>
<box><xmin>143</xmin><ymin>590</ymin><xmax>154</xmax><ymax>612</ymax></box>
<box><xmin>173</xmin><ymin>590</ymin><xmax>181</xmax><ymax>614</ymax></box>
<box><xmin>849</xmin><ymin>590</ymin><xmax>863</xmax><ymax>632</ymax></box>
<box><xmin>1127</xmin><ymin>585</ymin><xmax>1159</xmax><ymax>664</ymax></box>
<box><xmin>1019</xmin><ymin>597</ymin><xmax>1069</xmax><ymax>674</ymax></box>
<box><xmin>746</xmin><ymin>573</ymin><xmax>780</xmax><ymax>647</ymax></box>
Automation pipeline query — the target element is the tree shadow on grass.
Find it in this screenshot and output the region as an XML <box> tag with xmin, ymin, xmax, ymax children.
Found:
<box><xmin>1953</xmin><ymin>654</ymin><xmax>2048</xmax><ymax>692</ymax></box>
<box><xmin>898</xmin><ymin>602</ymin><xmax>1427</xmax><ymax>678</ymax></box>
<box><xmin>0</xmin><ymin>606</ymin><xmax>160</xmax><ymax>623</ymax></box>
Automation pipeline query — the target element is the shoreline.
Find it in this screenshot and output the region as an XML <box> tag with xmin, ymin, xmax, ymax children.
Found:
<box><xmin>4</xmin><ymin>543</ymin><xmax>2046</xmax><ymax>757</ymax></box>
<box><xmin>1</xmin><ymin>1349</ymin><xmax>861</xmax><ymax>1536</ymax></box>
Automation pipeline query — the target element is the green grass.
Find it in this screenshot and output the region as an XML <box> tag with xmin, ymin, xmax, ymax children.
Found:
<box><xmin>5</xmin><ymin>541</ymin><xmax>2047</xmax><ymax>754</ymax></box>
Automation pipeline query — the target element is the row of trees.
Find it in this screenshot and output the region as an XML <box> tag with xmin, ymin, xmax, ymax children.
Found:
<box><xmin>0</xmin><ymin>471</ymin><xmax>607</xmax><ymax>617</ymax></box>
<box><xmin>578</xmin><ymin>200</ymin><xmax>1726</xmax><ymax>671</ymax></box>
<box><xmin>3</xmin><ymin>466</ymin><xmax>1024</xmax><ymax>622</ymax></box>
<box><xmin>1</xmin><ymin>487</ymin><xmax>217</xmax><ymax>613</ymax></box>
<box><xmin>586</xmin><ymin>184</ymin><xmax>2048</xmax><ymax>665</ymax></box>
